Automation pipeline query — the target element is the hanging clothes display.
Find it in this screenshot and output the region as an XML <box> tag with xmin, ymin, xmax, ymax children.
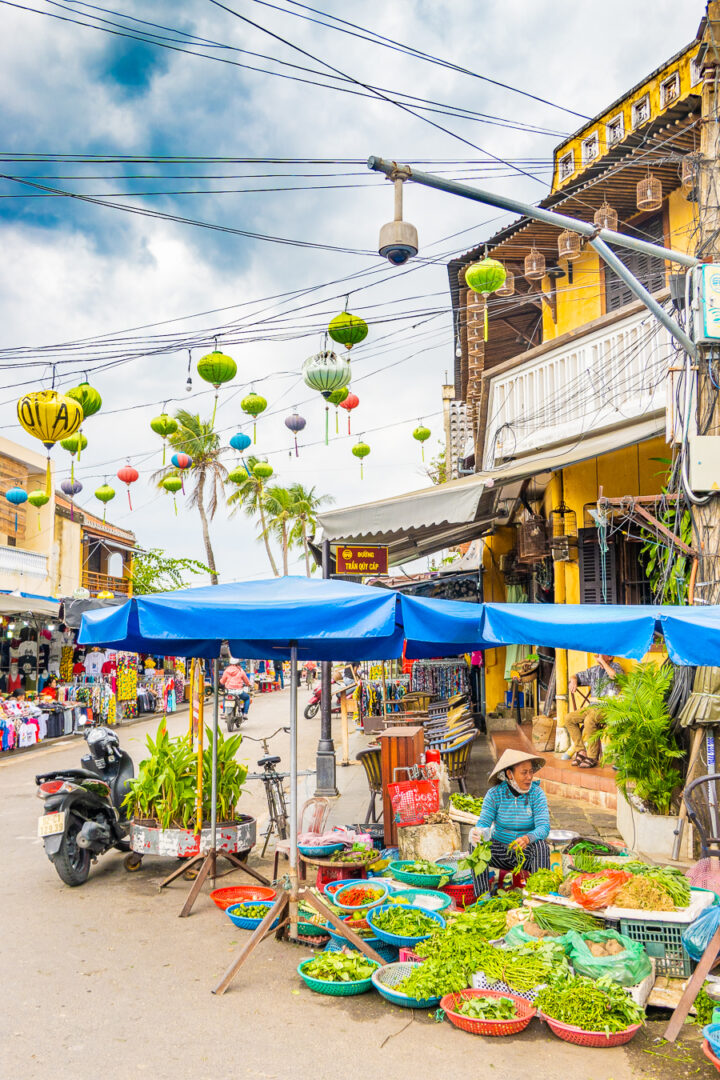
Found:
<box><xmin>410</xmin><ymin>659</ymin><xmax>470</xmax><ymax>698</ymax></box>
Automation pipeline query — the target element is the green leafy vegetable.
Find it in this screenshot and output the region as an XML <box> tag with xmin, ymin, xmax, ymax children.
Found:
<box><xmin>459</xmin><ymin>841</ymin><xmax>491</xmax><ymax>876</ymax></box>
<box><xmin>532</xmin><ymin>903</ymin><xmax>603</xmax><ymax>934</ymax></box>
<box><xmin>302</xmin><ymin>952</ymin><xmax>376</xmax><ymax>983</ymax></box>
<box><xmin>449</xmin><ymin>792</ymin><xmax>484</xmax><ymax>816</ymax></box>
<box><xmin>456</xmin><ymin>995</ymin><xmax>517</xmax><ymax>1020</ymax></box>
<box><xmin>536</xmin><ymin>974</ymin><xmax>645</xmax><ymax>1033</ymax></box>
<box><xmin>371</xmin><ymin>906</ymin><xmax>438</xmax><ymax>938</ymax></box>
<box><xmin>525</xmin><ymin>868</ymin><xmax>563</xmax><ymax>894</ymax></box>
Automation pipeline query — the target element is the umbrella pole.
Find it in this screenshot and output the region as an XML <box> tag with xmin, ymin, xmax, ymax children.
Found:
<box><xmin>289</xmin><ymin>645</ymin><xmax>299</xmax><ymax>938</ymax></box>
<box><xmin>211</xmin><ymin>659</ymin><xmax>219</xmax><ymax>854</ymax></box>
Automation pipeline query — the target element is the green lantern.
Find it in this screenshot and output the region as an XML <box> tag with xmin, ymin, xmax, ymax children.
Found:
<box><xmin>351</xmin><ymin>440</ymin><xmax>371</xmax><ymax>479</ymax></box>
<box><xmin>60</xmin><ymin>431</ymin><xmax>88</xmax><ymax>479</ymax></box>
<box><xmin>150</xmin><ymin>413</ymin><xmax>178</xmax><ymax>464</ymax></box>
<box><xmin>241</xmin><ymin>391</ymin><xmax>267</xmax><ymax>443</ymax></box>
<box><xmin>328</xmin><ymin>311</ymin><xmax>368</xmax><ymax>350</ymax></box>
<box><xmin>27</xmin><ymin>489</ymin><xmax>49</xmax><ymax>532</ymax></box>
<box><xmin>464</xmin><ymin>258</ymin><xmax>507</xmax><ymax>341</ymax></box>
<box><xmin>413</xmin><ymin>424</ymin><xmax>431</xmax><ymax>461</ymax></box>
<box><xmin>162</xmin><ymin>474</ymin><xmax>183</xmax><ymax>514</ymax></box>
<box><xmin>66</xmin><ymin>381</ymin><xmax>102</xmax><ymax>419</ymax></box>
<box><xmin>94</xmin><ymin>483</ymin><xmax>115</xmax><ymax>523</ymax></box>
<box><xmin>303</xmin><ymin>352</ymin><xmax>351</xmax><ymax>446</ymax></box>
<box><xmin>252</xmin><ymin>461</ymin><xmax>273</xmax><ymax>483</ymax></box>
<box><xmin>327</xmin><ymin>385</ymin><xmax>349</xmax><ymax>437</ymax></box>
<box><xmin>197</xmin><ymin>348</ymin><xmax>237</xmax><ymax>425</ymax></box>
<box><xmin>227</xmin><ymin>465</ymin><xmax>247</xmax><ymax>485</ymax></box>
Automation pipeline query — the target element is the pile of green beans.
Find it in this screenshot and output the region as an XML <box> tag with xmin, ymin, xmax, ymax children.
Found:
<box><xmin>536</xmin><ymin>975</ymin><xmax>645</xmax><ymax>1032</ymax></box>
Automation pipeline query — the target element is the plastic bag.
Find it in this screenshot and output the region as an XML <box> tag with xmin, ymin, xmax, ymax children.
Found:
<box><xmin>682</xmin><ymin>905</ymin><xmax>720</xmax><ymax>962</ymax></box>
<box><xmin>504</xmin><ymin>922</ymin><xmax>568</xmax><ymax>949</ymax></box>
<box><xmin>570</xmin><ymin>870</ymin><xmax>633</xmax><ymax>910</ymax></box>
<box><xmin>565</xmin><ymin>930</ymin><xmax>652</xmax><ymax>986</ymax></box>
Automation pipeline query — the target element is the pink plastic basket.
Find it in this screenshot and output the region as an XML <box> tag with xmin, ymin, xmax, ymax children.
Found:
<box><xmin>398</xmin><ymin>948</ymin><xmax>425</xmax><ymax>963</ymax></box>
<box><xmin>441</xmin><ymin>990</ymin><xmax>536</xmax><ymax>1037</ymax></box>
<box><xmin>539</xmin><ymin>1013</ymin><xmax>642</xmax><ymax>1048</ymax></box>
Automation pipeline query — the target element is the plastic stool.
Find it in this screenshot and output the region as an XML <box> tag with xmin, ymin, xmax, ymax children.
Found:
<box><xmin>495</xmin><ymin>869</ymin><xmax>529</xmax><ymax>891</ymax></box>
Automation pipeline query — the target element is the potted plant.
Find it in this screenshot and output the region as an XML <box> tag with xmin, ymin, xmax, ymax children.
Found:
<box><xmin>124</xmin><ymin>722</ymin><xmax>256</xmax><ymax>858</ymax></box>
<box><xmin>597</xmin><ymin>663</ymin><xmax>688</xmax><ymax>859</ymax></box>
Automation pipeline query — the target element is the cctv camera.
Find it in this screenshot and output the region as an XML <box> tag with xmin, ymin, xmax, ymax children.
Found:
<box><xmin>379</xmin><ymin>219</ymin><xmax>419</xmax><ymax>265</ymax></box>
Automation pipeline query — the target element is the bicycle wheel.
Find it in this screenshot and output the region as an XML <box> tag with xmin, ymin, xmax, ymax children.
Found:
<box><xmin>266</xmin><ymin>778</ymin><xmax>289</xmax><ymax>840</ymax></box>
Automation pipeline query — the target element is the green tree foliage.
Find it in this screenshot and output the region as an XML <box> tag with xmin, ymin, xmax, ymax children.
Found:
<box><xmin>227</xmin><ymin>456</ymin><xmax>280</xmax><ymax>576</ymax></box>
<box><xmin>426</xmin><ymin>444</ymin><xmax>447</xmax><ymax>485</ymax></box>
<box><xmin>129</xmin><ymin>548</ymin><xmax>211</xmax><ymax>594</ymax></box>
<box><xmin>286</xmin><ymin>482</ymin><xmax>334</xmax><ymax>576</ymax></box>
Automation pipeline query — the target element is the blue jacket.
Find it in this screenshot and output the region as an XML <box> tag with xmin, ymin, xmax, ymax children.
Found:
<box><xmin>476</xmin><ymin>779</ymin><xmax>550</xmax><ymax>845</ymax></box>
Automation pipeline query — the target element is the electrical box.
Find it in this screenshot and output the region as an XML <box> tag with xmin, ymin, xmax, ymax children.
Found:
<box><xmin>692</xmin><ymin>264</ymin><xmax>720</xmax><ymax>344</ymax></box>
<box><xmin>688</xmin><ymin>435</ymin><xmax>720</xmax><ymax>491</ymax></box>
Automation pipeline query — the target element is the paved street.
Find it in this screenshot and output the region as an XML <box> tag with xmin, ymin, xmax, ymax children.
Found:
<box><xmin>0</xmin><ymin>690</ymin><xmax>690</xmax><ymax>1079</ymax></box>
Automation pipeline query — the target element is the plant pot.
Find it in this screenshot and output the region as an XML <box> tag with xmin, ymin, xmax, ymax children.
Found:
<box><xmin>616</xmin><ymin>794</ymin><xmax>692</xmax><ymax>861</ymax></box>
<box><xmin>130</xmin><ymin>814</ymin><xmax>256</xmax><ymax>857</ymax></box>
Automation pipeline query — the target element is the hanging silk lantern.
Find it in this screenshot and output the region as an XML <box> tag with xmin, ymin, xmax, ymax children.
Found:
<box><xmin>66</xmin><ymin>381</ymin><xmax>102</xmax><ymax>419</ymax></box>
<box><xmin>60</xmin><ymin>431</ymin><xmax>88</xmax><ymax>481</ymax></box>
<box><xmin>284</xmin><ymin>412</ymin><xmax>306</xmax><ymax>457</ymax></box>
<box><xmin>464</xmin><ymin>258</ymin><xmax>507</xmax><ymax>341</ymax></box>
<box><xmin>27</xmin><ymin>490</ymin><xmax>49</xmax><ymax>532</ymax></box>
<box><xmin>5</xmin><ymin>487</ymin><xmax>27</xmax><ymax>534</ymax></box>
<box><xmin>252</xmin><ymin>460</ymin><xmax>273</xmax><ymax>485</ymax></box>
<box><xmin>170</xmin><ymin>452</ymin><xmax>193</xmax><ymax>494</ymax></box>
<box><xmin>162</xmin><ymin>475</ymin><xmax>183</xmax><ymax>515</ymax></box>
<box><xmin>229</xmin><ymin>432</ymin><xmax>252</xmax><ymax>454</ymax></box>
<box><xmin>413</xmin><ymin>424</ymin><xmax>431</xmax><ymax>461</ymax></box>
<box><xmin>197</xmin><ymin>347</ymin><xmax>237</xmax><ymax>425</ymax></box>
<box><xmin>241</xmin><ymin>392</ymin><xmax>267</xmax><ymax>443</ymax></box>
<box><xmin>150</xmin><ymin>413</ymin><xmax>178</xmax><ymax>465</ymax></box>
<box><xmin>339</xmin><ymin>391</ymin><xmax>359</xmax><ymax>434</ymax></box>
<box><xmin>116</xmin><ymin>464</ymin><xmax>139</xmax><ymax>510</ymax></box>
<box><xmin>327</xmin><ymin>386</ymin><xmax>349</xmax><ymax>439</ymax></box>
<box><xmin>94</xmin><ymin>483</ymin><xmax>115</xmax><ymax>523</ymax></box>
<box><xmin>303</xmin><ymin>350</ymin><xmax>351</xmax><ymax>399</ymax></box>
<box><xmin>17</xmin><ymin>389</ymin><xmax>83</xmax><ymax>496</ymax></box>
<box><xmin>227</xmin><ymin>465</ymin><xmax>247</xmax><ymax>485</ymax></box>
<box><xmin>61</xmin><ymin>477</ymin><xmax>82</xmax><ymax>522</ymax></box>
<box><xmin>351</xmin><ymin>441</ymin><xmax>371</xmax><ymax>479</ymax></box>
<box><xmin>328</xmin><ymin>310</ymin><xmax>368</xmax><ymax>350</ymax></box>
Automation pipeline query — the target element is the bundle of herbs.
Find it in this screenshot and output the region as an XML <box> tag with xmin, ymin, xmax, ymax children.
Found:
<box><xmin>536</xmin><ymin>974</ymin><xmax>645</xmax><ymax>1033</ymax></box>
<box><xmin>302</xmin><ymin>952</ymin><xmax>376</xmax><ymax>983</ymax></box>
<box><xmin>395</xmin><ymin>907</ymin><xmax>511</xmax><ymax>999</ymax></box>
<box><xmin>456</xmin><ymin>995</ymin><xmax>517</xmax><ymax>1020</ymax></box>
<box><xmin>449</xmin><ymin>792</ymin><xmax>484</xmax><ymax>816</ymax></box>
<box><xmin>370</xmin><ymin>906</ymin><xmax>438</xmax><ymax>938</ymax></box>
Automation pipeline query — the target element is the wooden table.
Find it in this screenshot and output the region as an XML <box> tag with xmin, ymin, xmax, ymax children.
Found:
<box><xmin>298</xmin><ymin>853</ymin><xmax>377</xmax><ymax>887</ymax></box>
<box><xmin>378</xmin><ymin>725</ymin><xmax>424</xmax><ymax>847</ymax></box>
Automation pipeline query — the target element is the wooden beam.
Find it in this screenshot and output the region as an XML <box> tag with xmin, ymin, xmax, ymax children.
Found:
<box><xmin>498</xmin><ymin>317</ymin><xmax>537</xmax><ymax>348</ymax></box>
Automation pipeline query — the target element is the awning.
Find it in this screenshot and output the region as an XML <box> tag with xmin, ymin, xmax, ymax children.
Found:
<box><xmin>0</xmin><ymin>591</ymin><xmax>60</xmax><ymax>617</ymax></box>
<box><xmin>315</xmin><ymin>415</ymin><xmax>664</xmax><ymax>564</ymax></box>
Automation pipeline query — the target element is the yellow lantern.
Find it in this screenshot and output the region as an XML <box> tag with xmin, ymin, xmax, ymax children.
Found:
<box><xmin>17</xmin><ymin>390</ymin><xmax>83</xmax><ymax>495</ymax></box>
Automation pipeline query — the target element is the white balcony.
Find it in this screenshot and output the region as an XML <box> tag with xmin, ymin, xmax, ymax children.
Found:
<box><xmin>483</xmin><ymin>303</ymin><xmax>674</xmax><ymax>468</ymax></box>
<box><xmin>0</xmin><ymin>546</ymin><xmax>48</xmax><ymax>578</ymax></box>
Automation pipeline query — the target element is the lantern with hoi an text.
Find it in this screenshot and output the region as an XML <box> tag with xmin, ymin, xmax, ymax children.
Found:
<box><xmin>17</xmin><ymin>390</ymin><xmax>84</xmax><ymax>495</ymax></box>
<box><xmin>150</xmin><ymin>413</ymin><xmax>178</xmax><ymax>465</ymax></box>
<box><xmin>229</xmin><ymin>432</ymin><xmax>251</xmax><ymax>454</ymax></box>
<box><xmin>60</xmin><ymin>431</ymin><xmax>88</xmax><ymax>481</ymax></box>
<box><xmin>5</xmin><ymin>487</ymin><xmax>27</xmax><ymax>534</ymax></box>
<box><xmin>413</xmin><ymin>424</ymin><xmax>431</xmax><ymax>461</ymax></box>
<box><xmin>351</xmin><ymin>440</ymin><xmax>371</xmax><ymax>479</ymax></box>
<box><xmin>339</xmin><ymin>391</ymin><xmax>359</xmax><ymax>434</ymax></box>
<box><xmin>284</xmin><ymin>412</ymin><xmax>306</xmax><ymax>457</ymax></box>
<box><xmin>464</xmin><ymin>258</ymin><xmax>507</xmax><ymax>341</ymax></box>
<box><xmin>171</xmin><ymin>453</ymin><xmax>193</xmax><ymax>494</ymax></box>
<box><xmin>241</xmin><ymin>392</ymin><xmax>267</xmax><ymax>444</ymax></box>
<box><xmin>197</xmin><ymin>347</ymin><xmax>237</xmax><ymax>425</ymax></box>
<box><xmin>117</xmin><ymin>464</ymin><xmax>139</xmax><ymax>510</ymax></box>
<box><xmin>328</xmin><ymin>310</ymin><xmax>368</xmax><ymax>350</ymax></box>
<box><xmin>162</xmin><ymin>474</ymin><xmax>183</xmax><ymax>515</ymax></box>
<box><xmin>27</xmin><ymin>490</ymin><xmax>49</xmax><ymax>531</ymax></box>
<box><xmin>94</xmin><ymin>483</ymin><xmax>115</xmax><ymax>523</ymax></box>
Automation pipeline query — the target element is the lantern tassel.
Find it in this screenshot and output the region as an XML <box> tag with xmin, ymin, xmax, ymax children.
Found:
<box><xmin>253</xmin><ymin>422</ymin><xmax>257</xmax><ymax>444</ymax></box>
<box><xmin>348</xmin><ymin>415</ymin><xmax>351</xmax><ymax>436</ymax></box>
<box><xmin>37</xmin><ymin>510</ymin><xmax>41</xmax><ymax>532</ymax></box>
<box><xmin>422</xmin><ymin>445</ymin><xmax>425</xmax><ymax>462</ymax></box>
<box><xmin>360</xmin><ymin>461</ymin><xmax>364</xmax><ymax>480</ymax></box>
<box><xmin>77</xmin><ymin>433</ymin><xmax>82</xmax><ymax>462</ymax></box>
<box><xmin>127</xmin><ymin>488</ymin><xmax>132</xmax><ymax>511</ymax></box>
<box><xmin>484</xmin><ymin>300</ymin><xmax>489</xmax><ymax>342</ymax></box>
<box><xmin>325</xmin><ymin>406</ymin><xmax>329</xmax><ymax>446</ymax></box>
<box><xmin>103</xmin><ymin>507</ymin><xmax>106</xmax><ymax>523</ymax></box>
<box><xmin>211</xmin><ymin>393</ymin><xmax>218</xmax><ymax>427</ymax></box>
<box><xmin>70</xmin><ymin>499</ymin><xmax>74</xmax><ymax>523</ymax></box>
<box><xmin>181</xmin><ymin>476</ymin><xmax>185</xmax><ymax>495</ymax></box>
<box><xmin>70</xmin><ymin>459</ymin><xmax>74</xmax><ymax>483</ymax></box>
<box><xmin>45</xmin><ymin>457</ymin><xmax>51</xmax><ymax>498</ymax></box>
<box><xmin>14</xmin><ymin>511</ymin><xmax>17</xmax><ymax>534</ymax></box>
<box><xmin>174</xmin><ymin>496</ymin><xmax>178</xmax><ymax>516</ymax></box>
<box><xmin>335</xmin><ymin>410</ymin><xmax>339</xmax><ymax>435</ymax></box>
<box><xmin>162</xmin><ymin>441</ymin><xmax>166</xmax><ymax>466</ymax></box>
<box><xmin>294</xmin><ymin>435</ymin><xmax>299</xmax><ymax>458</ymax></box>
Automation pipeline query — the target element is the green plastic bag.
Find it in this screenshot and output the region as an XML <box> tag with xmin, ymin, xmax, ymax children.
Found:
<box><xmin>504</xmin><ymin>922</ymin><xmax>568</xmax><ymax>949</ymax></box>
<box><xmin>565</xmin><ymin>929</ymin><xmax>652</xmax><ymax>987</ymax></box>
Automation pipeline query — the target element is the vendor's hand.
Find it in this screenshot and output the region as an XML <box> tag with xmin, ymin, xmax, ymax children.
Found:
<box><xmin>468</xmin><ymin>826</ymin><xmax>487</xmax><ymax>848</ymax></box>
<box><xmin>569</xmin><ymin>676</ymin><xmax>578</xmax><ymax>693</ymax></box>
<box><xmin>514</xmin><ymin>835</ymin><xmax>531</xmax><ymax>850</ymax></box>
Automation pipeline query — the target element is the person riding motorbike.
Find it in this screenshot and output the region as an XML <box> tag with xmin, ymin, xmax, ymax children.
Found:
<box><xmin>220</xmin><ymin>659</ymin><xmax>252</xmax><ymax>717</ymax></box>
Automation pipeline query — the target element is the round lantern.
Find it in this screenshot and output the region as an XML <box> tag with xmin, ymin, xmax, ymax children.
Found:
<box><xmin>524</xmin><ymin>247</ymin><xmax>546</xmax><ymax>281</ymax></box>
<box><xmin>240</xmin><ymin>392</ymin><xmax>268</xmax><ymax>443</ymax></box>
<box><xmin>66</xmin><ymin>381</ymin><xmax>102</xmax><ymax>419</ymax></box>
<box><xmin>61</xmin><ymin>477</ymin><xmax>82</xmax><ymax>521</ymax></box>
<box><xmin>162</xmin><ymin>475</ymin><xmax>183</xmax><ymax>515</ymax></box>
<box><xmin>413</xmin><ymin>424</ymin><xmax>431</xmax><ymax>461</ymax></box>
<box><xmin>94</xmin><ymin>483</ymin><xmax>115</xmax><ymax>522</ymax></box>
<box><xmin>197</xmin><ymin>348</ymin><xmax>237</xmax><ymax>424</ymax></box>
<box><xmin>17</xmin><ymin>389</ymin><xmax>84</xmax><ymax>495</ymax></box>
<box><xmin>284</xmin><ymin>412</ymin><xmax>307</xmax><ymax>457</ymax></box>
<box><xmin>327</xmin><ymin>385</ymin><xmax>350</xmax><ymax>439</ymax></box>
<box><xmin>117</xmin><ymin>464</ymin><xmax>139</xmax><ymax>510</ymax></box>
<box><xmin>27</xmin><ymin>490</ymin><xmax>49</xmax><ymax>531</ymax></box>
<box><xmin>60</xmin><ymin>431</ymin><xmax>88</xmax><ymax>481</ymax></box>
<box><xmin>339</xmin><ymin>391</ymin><xmax>359</xmax><ymax>434</ymax></box>
<box><xmin>252</xmin><ymin>461</ymin><xmax>273</xmax><ymax>483</ymax></box>
<box><xmin>464</xmin><ymin>258</ymin><xmax>507</xmax><ymax>341</ymax></box>
<box><xmin>5</xmin><ymin>487</ymin><xmax>27</xmax><ymax>534</ymax></box>
<box><xmin>351</xmin><ymin>440</ymin><xmax>371</xmax><ymax>479</ymax></box>
<box><xmin>150</xmin><ymin>413</ymin><xmax>178</xmax><ymax>464</ymax></box>
<box><xmin>328</xmin><ymin>311</ymin><xmax>369</xmax><ymax>350</ymax></box>
<box><xmin>302</xmin><ymin>350</ymin><xmax>351</xmax><ymax>399</ymax></box>
<box><xmin>227</xmin><ymin>465</ymin><xmax>248</xmax><ymax>485</ymax></box>
<box><xmin>171</xmin><ymin>452</ymin><xmax>193</xmax><ymax>494</ymax></box>
<box><xmin>229</xmin><ymin>432</ymin><xmax>252</xmax><ymax>454</ymax></box>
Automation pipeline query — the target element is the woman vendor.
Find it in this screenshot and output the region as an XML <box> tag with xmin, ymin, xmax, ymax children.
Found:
<box><xmin>468</xmin><ymin>748</ymin><xmax>551</xmax><ymax>896</ymax></box>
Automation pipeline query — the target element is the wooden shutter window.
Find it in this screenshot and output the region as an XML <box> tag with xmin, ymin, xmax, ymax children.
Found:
<box><xmin>578</xmin><ymin>527</ymin><xmax>617</xmax><ymax>604</ymax></box>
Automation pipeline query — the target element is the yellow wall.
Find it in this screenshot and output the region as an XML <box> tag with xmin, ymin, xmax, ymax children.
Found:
<box><xmin>51</xmin><ymin>513</ymin><xmax>82</xmax><ymax>597</ymax></box>
<box><xmin>542</xmin><ymin>248</ymin><xmax>604</xmax><ymax>342</ymax></box>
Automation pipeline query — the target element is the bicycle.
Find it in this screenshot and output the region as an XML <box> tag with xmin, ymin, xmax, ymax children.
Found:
<box><xmin>244</xmin><ymin>727</ymin><xmax>314</xmax><ymax>857</ymax></box>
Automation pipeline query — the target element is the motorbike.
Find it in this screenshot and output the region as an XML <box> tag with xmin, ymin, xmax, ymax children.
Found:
<box><xmin>35</xmin><ymin>724</ymin><xmax>135</xmax><ymax>886</ymax></box>
<box><xmin>224</xmin><ymin>688</ymin><xmax>251</xmax><ymax>731</ymax></box>
<box><xmin>303</xmin><ymin>684</ymin><xmax>343</xmax><ymax>720</ymax></box>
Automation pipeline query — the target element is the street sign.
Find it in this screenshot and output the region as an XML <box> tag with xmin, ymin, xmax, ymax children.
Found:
<box><xmin>335</xmin><ymin>544</ymin><xmax>388</xmax><ymax>575</ymax></box>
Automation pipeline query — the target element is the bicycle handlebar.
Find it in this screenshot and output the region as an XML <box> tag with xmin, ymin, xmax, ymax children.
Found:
<box><xmin>242</xmin><ymin>726</ymin><xmax>290</xmax><ymax>744</ymax></box>
<box><xmin>246</xmin><ymin>769</ymin><xmax>315</xmax><ymax>780</ymax></box>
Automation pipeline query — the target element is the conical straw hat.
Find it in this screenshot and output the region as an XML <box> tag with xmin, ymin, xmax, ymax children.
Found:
<box><xmin>488</xmin><ymin>748</ymin><xmax>545</xmax><ymax>785</ymax></box>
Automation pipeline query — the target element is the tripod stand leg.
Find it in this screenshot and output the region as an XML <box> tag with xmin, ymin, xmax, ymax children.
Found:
<box><xmin>223</xmin><ymin>851</ymin><xmax>271</xmax><ymax>886</ymax></box>
<box><xmin>159</xmin><ymin>854</ymin><xmax>203</xmax><ymax>889</ymax></box>
<box><xmin>303</xmin><ymin>890</ymin><xmax>383</xmax><ymax>964</ymax></box>
<box><xmin>179</xmin><ymin>850</ymin><xmax>215</xmax><ymax>918</ymax></box>
<box><xmin>213</xmin><ymin>892</ymin><xmax>289</xmax><ymax>995</ymax></box>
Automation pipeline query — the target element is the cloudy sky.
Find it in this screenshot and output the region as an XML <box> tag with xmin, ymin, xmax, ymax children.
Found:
<box><xmin>0</xmin><ymin>0</ymin><xmax>702</xmax><ymax>585</ymax></box>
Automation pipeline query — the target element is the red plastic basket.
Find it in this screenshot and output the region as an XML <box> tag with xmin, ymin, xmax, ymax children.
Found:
<box><xmin>442</xmin><ymin>882</ymin><xmax>476</xmax><ymax>908</ymax></box>
<box><xmin>210</xmin><ymin>886</ymin><xmax>276</xmax><ymax>911</ymax></box>
<box><xmin>704</xmin><ymin>1040</ymin><xmax>720</xmax><ymax>1074</ymax></box>
<box><xmin>440</xmin><ymin>990</ymin><xmax>536</xmax><ymax>1037</ymax></box>
<box><xmin>387</xmin><ymin>776</ymin><xmax>439</xmax><ymax>826</ymax></box>
<box><xmin>315</xmin><ymin>865</ymin><xmax>365</xmax><ymax>889</ymax></box>
<box><xmin>539</xmin><ymin>1013</ymin><xmax>642</xmax><ymax>1047</ymax></box>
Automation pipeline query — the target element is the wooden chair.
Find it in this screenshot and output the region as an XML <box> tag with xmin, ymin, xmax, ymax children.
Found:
<box><xmin>440</xmin><ymin>733</ymin><xmax>477</xmax><ymax>793</ymax></box>
<box><xmin>273</xmin><ymin>796</ymin><xmax>331</xmax><ymax>880</ymax></box>
<box><xmin>356</xmin><ymin>746</ymin><xmax>383</xmax><ymax>823</ymax></box>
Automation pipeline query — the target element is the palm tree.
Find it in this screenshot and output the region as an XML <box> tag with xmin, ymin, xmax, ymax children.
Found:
<box><xmin>153</xmin><ymin>410</ymin><xmax>227</xmax><ymax>585</ymax></box>
<box><xmin>262</xmin><ymin>485</ymin><xmax>297</xmax><ymax>575</ymax></box>
<box><xmin>227</xmin><ymin>457</ymin><xmax>280</xmax><ymax>577</ymax></box>
<box><xmin>287</xmin><ymin>482</ymin><xmax>334</xmax><ymax>576</ymax></box>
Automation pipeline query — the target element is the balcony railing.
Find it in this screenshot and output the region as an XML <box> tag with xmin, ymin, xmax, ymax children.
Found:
<box><xmin>482</xmin><ymin>303</ymin><xmax>674</xmax><ymax>468</ymax></box>
<box><xmin>81</xmin><ymin>571</ymin><xmax>130</xmax><ymax>596</ymax></box>
<box><xmin>0</xmin><ymin>546</ymin><xmax>48</xmax><ymax>578</ymax></box>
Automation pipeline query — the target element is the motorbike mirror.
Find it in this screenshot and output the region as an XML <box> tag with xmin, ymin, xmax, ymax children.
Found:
<box><xmin>283</xmin><ymin>726</ymin><xmax>290</xmax><ymax>733</ymax></box>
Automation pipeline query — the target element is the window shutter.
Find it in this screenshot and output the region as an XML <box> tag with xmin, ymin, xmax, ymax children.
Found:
<box><xmin>605</xmin><ymin>215</ymin><xmax>666</xmax><ymax>312</ymax></box>
<box><xmin>578</xmin><ymin>528</ymin><xmax>617</xmax><ymax>604</ymax></box>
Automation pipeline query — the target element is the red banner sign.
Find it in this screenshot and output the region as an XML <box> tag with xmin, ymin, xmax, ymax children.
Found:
<box><xmin>335</xmin><ymin>544</ymin><xmax>388</xmax><ymax>575</ymax></box>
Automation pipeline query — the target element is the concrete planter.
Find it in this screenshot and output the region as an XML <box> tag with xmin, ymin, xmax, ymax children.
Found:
<box><xmin>130</xmin><ymin>814</ymin><xmax>256</xmax><ymax>858</ymax></box>
<box><xmin>616</xmin><ymin>794</ymin><xmax>692</xmax><ymax>861</ymax></box>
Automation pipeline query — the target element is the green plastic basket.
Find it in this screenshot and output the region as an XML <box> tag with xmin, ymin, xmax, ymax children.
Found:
<box><xmin>297</xmin><ymin>958</ymin><xmax>378</xmax><ymax>995</ymax></box>
<box><xmin>389</xmin><ymin>861</ymin><xmax>455</xmax><ymax>888</ymax></box>
<box><xmin>618</xmin><ymin>918</ymin><xmax>693</xmax><ymax>978</ymax></box>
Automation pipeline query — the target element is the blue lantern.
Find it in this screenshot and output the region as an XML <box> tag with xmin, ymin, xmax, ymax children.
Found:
<box><xmin>5</xmin><ymin>486</ymin><xmax>27</xmax><ymax>534</ymax></box>
<box><xmin>230</xmin><ymin>432</ymin><xmax>251</xmax><ymax>453</ymax></box>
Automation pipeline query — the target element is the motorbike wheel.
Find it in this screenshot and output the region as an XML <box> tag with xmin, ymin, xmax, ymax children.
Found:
<box><xmin>53</xmin><ymin>819</ymin><xmax>91</xmax><ymax>887</ymax></box>
<box><xmin>304</xmin><ymin>702</ymin><xmax>320</xmax><ymax>720</ymax></box>
<box><xmin>124</xmin><ymin>853</ymin><xmax>143</xmax><ymax>872</ymax></box>
<box><xmin>226</xmin><ymin>716</ymin><xmax>236</xmax><ymax>732</ymax></box>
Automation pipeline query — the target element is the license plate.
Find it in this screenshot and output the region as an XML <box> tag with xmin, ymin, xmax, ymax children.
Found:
<box><xmin>38</xmin><ymin>811</ymin><xmax>66</xmax><ymax>837</ymax></box>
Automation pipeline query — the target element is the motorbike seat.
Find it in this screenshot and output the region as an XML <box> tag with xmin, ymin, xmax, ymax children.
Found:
<box><xmin>258</xmin><ymin>755</ymin><xmax>281</xmax><ymax>767</ymax></box>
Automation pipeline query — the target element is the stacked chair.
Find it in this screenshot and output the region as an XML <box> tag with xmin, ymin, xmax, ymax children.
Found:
<box><xmin>424</xmin><ymin>697</ymin><xmax>482</xmax><ymax>793</ymax></box>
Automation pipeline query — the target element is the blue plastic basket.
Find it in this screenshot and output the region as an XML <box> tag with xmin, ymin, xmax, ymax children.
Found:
<box><xmin>390</xmin><ymin>888</ymin><xmax>452</xmax><ymax>913</ymax></box>
<box><xmin>371</xmin><ymin>962</ymin><xmax>441</xmax><ymax>1008</ymax></box>
<box><xmin>705</xmin><ymin>1025</ymin><xmax>720</xmax><ymax>1059</ymax></box>
<box><xmin>366</xmin><ymin>903</ymin><xmax>445</xmax><ymax>947</ymax></box>
<box><xmin>333</xmin><ymin>880</ymin><xmax>389</xmax><ymax>911</ymax></box>
<box><xmin>226</xmin><ymin>900</ymin><xmax>279</xmax><ymax>930</ymax></box>
<box><xmin>297</xmin><ymin>841</ymin><xmax>346</xmax><ymax>858</ymax></box>
<box><xmin>323</xmin><ymin>877</ymin><xmax>367</xmax><ymax>901</ymax></box>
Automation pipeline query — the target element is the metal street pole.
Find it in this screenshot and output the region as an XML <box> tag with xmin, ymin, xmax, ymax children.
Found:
<box><xmin>315</xmin><ymin>539</ymin><xmax>338</xmax><ymax>796</ymax></box>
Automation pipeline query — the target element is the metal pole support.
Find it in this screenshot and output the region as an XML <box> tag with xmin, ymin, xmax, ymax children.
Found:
<box><xmin>316</xmin><ymin>539</ymin><xmax>338</xmax><ymax>796</ymax></box>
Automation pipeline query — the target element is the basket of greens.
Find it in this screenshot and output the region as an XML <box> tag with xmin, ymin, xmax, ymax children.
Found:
<box><xmin>366</xmin><ymin>903</ymin><xmax>445</xmax><ymax>947</ymax></box>
<box><xmin>389</xmin><ymin>860</ymin><xmax>455</xmax><ymax>888</ymax></box>
<box><xmin>297</xmin><ymin>952</ymin><xmax>379</xmax><ymax>996</ymax></box>
<box><xmin>440</xmin><ymin>989</ymin><xmax>536</xmax><ymax>1036</ymax></box>
<box><xmin>371</xmin><ymin>961</ymin><xmax>442</xmax><ymax>1008</ymax></box>
<box><xmin>536</xmin><ymin>974</ymin><xmax>645</xmax><ymax>1046</ymax></box>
